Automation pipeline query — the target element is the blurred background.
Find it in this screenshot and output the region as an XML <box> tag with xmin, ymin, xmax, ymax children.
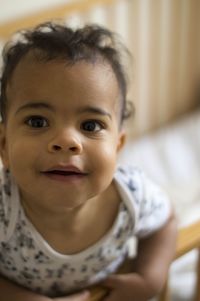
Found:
<box><xmin>0</xmin><ymin>0</ymin><xmax>199</xmax><ymax>137</ymax></box>
<box><xmin>0</xmin><ymin>1</ymin><xmax>200</xmax><ymax>300</ymax></box>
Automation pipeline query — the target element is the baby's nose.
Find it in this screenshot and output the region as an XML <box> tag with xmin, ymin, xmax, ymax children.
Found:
<box><xmin>47</xmin><ymin>130</ymin><xmax>83</xmax><ymax>154</ymax></box>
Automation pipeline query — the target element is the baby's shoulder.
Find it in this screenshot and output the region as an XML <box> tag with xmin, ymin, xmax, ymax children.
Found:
<box><xmin>116</xmin><ymin>165</ymin><xmax>163</xmax><ymax>194</ymax></box>
<box><xmin>116</xmin><ymin>165</ymin><xmax>171</xmax><ymax>237</ymax></box>
<box><xmin>115</xmin><ymin>165</ymin><xmax>144</xmax><ymax>195</ymax></box>
<box><xmin>115</xmin><ymin>164</ymin><xmax>170</xmax><ymax>208</ymax></box>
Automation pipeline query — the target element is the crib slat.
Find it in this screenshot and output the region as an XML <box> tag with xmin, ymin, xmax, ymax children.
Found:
<box><xmin>0</xmin><ymin>0</ymin><xmax>116</xmax><ymax>39</ymax></box>
<box><xmin>175</xmin><ymin>220</ymin><xmax>200</xmax><ymax>259</ymax></box>
<box><xmin>0</xmin><ymin>0</ymin><xmax>199</xmax><ymax>138</ymax></box>
<box><xmin>195</xmin><ymin>248</ymin><xmax>200</xmax><ymax>301</ymax></box>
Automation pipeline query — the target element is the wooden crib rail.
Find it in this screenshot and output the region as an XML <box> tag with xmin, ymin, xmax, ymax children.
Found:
<box><xmin>0</xmin><ymin>0</ymin><xmax>200</xmax><ymax>138</ymax></box>
<box><xmin>158</xmin><ymin>219</ymin><xmax>200</xmax><ymax>301</ymax></box>
<box><xmin>0</xmin><ymin>0</ymin><xmax>116</xmax><ymax>39</ymax></box>
<box><xmin>88</xmin><ymin>219</ymin><xmax>200</xmax><ymax>301</ymax></box>
<box><xmin>176</xmin><ymin>220</ymin><xmax>200</xmax><ymax>260</ymax></box>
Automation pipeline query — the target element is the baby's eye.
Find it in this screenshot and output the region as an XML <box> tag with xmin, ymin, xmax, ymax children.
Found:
<box><xmin>25</xmin><ymin>116</ymin><xmax>49</xmax><ymax>128</ymax></box>
<box><xmin>81</xmin><ymin>120</ymin><xmax>103</xmax><ymax>132</ymax></box>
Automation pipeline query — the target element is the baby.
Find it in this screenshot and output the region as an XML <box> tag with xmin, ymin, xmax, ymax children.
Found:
<box><xmin>0</xmin><ymin>22</ymin><xmax>177</xmax><ymax>301</ymax></box>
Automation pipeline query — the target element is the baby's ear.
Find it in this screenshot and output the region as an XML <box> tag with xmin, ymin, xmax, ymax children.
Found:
<box><xmin>117</xmin><ymin>130</ymin><xmax>126</xmax><ymax>152</ymax></box>
<box><xmin>0</xmin><ymin>123</ymin><xmax>9</xmax><ymax>168</ymax></box>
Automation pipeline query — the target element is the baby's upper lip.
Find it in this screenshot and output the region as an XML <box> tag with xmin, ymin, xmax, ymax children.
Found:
<box><xmin>42</xmin><ymin>165</ymin><xmax>87</xmax><ymax>174</ymax></box>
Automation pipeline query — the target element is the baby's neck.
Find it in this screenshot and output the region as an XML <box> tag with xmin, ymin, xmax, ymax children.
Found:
<box><xmin>21</xmin><ymin>181</ymin><xmax>122</xmax><ymax>254</ymax></box>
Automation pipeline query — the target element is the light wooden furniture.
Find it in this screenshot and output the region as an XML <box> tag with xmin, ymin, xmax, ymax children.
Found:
<box><xmin>0</xmin><ymin>0</ymin><xmax>200</xmax><ymax>138</ymax></box>
<box><xmin>89</xmin><ymin>286</ymin><xmax>108</xmax><ymax>301</ymax></box>
<box><xmin>158</xmin><ymin>220</ymin><xmax>200</xmax><ymax>301</ymax></box>
<box><xmin>88</xmin><ymin>220</ymin><xmax>200</xmax><ymax>301</ymax></box>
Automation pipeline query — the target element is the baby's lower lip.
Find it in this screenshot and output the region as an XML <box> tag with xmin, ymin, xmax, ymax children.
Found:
<box><xmin>42</xmin><ymin>171</ymin><xmax>87</xmax><ymax>182</ymax></box>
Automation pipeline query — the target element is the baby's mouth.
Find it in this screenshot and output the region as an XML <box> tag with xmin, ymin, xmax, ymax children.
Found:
<box><xmin>41</xmin><ymin>166</ymin><xmax>88</xmax><ymax>181</ymax></box>
<box><xmin>44</xmin><ymin>170</ymin><xmax>85</xmax><ymax>176</ymax></box>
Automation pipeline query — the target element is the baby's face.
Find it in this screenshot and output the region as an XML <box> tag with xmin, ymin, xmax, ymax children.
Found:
<box><xmin>0</xmin><ymin>55</ymin><xmax>125</xmax><ymax>212</ymax></box>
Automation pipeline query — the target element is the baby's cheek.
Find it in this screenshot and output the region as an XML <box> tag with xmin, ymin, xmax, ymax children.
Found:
<box><xmin>93</xmin><ymin>145</ymin><xmax>117</xmax><ymax>180</ymax></box>
<box><xmin>7</xmin><ymin>141</ymin><xmax>30</xmax><ymax>172</ymax></box>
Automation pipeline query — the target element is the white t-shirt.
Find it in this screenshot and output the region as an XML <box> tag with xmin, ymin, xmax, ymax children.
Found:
<box><xmin>0</xmin><ymin>165</ymin><xmax>171</xmax><ymax>297</ymax></box>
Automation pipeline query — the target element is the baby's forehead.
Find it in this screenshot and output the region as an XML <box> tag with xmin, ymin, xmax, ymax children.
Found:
<box><xmin>5</xmin><ymin>52</ymin><xmax>122</xmax><ymax>123</ymax></box>
<box><xmin>7</xmin><ymin>51</ymin><xmax>121</xmax><ymax>106</ymax></box>
<box><xmin>8</xmin><ymin>54</ymin><xmax>121</xmax><ymax>111</ymax></box>
<box><xmin>11</xmin><ymin>49</ymin><xmax>118</xmax><ymax>83</ymax></box>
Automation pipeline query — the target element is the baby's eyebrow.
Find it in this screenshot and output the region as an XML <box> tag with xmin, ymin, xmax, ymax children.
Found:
<box><xmin>15</xmin><ymin>102</ymin><xmax>112</xmax><ymax>120</ymax></box>
<box><xmin>78</xmin><ymin>106</ymin><xmax>112</xmax><ymax>120</ymax></box>
<box><xmin>15</xmin><ymin>102</ymin><xmax>54</xmax><ymax>115</ymax></box>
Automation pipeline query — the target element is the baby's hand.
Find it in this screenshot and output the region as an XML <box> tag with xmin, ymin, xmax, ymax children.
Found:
<box><xmin>53</xmin><ymin>291</ymin><xmax>90</xmax><ymax>301</ymax></box>
<box><xmin>101</xmin><ymin>273</ymin><xmax>149</xmax><ymax>301</ymax></box>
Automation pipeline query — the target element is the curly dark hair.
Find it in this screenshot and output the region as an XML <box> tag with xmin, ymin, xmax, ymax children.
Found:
<box><xmin>0</xmin><ymin>21</ymin><xmax>133</xmax><ymax>124</ymax></box>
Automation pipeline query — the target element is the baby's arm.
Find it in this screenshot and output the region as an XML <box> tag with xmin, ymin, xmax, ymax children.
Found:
<box><xmin>0</xmin><ymin>276</ymin><xmax>90</xmax><ymax>301</ymax></box>
<box><xmin>102</xmin><ymin>209</ymin><xmax>177</xmax><ymax>301</ymax></box>
<box><xmin>132</xmin><ymin>208</ymin><xmax>177</xmax><ymax>296</ymax></box>
<box><xmin>0</xmin><ymin>275</ymin><xmax>51</xmax><ymax>301</ymax></box>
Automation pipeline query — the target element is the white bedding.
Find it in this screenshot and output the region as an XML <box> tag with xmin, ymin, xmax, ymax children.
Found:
<box><xmin>119</xmin><ymin>109</ymin><xmax>200</xmax><ymax>300</ymax></box>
